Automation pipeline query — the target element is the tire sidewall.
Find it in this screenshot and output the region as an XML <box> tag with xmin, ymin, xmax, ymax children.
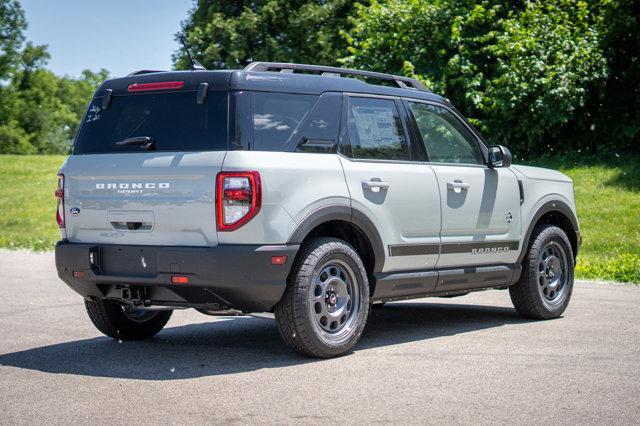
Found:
<box><xmin>86</xmin><ymin>299</ymin><xmax>172</xmax><ymax>340</ymax></box>
<box><xmin>292</xmin><ymin>240</ymin><xmax>370</xmax><ymax>356</ymax></box>
<box><xmin>525</xmin><ymin>225</ymin><xmax>575</xmax><ymax>318</ymax></box>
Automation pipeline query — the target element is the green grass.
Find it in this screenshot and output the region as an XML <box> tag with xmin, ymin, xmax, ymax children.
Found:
<box><xmin>1</xmin><ymin>154</ymin><xmax>638</xmax><ymax>282</ymax></box>
<box><xmin>0</xmin><ymin>155</ymin><xmax>66</xmax><ymax>251</ymax></box>
<box><xmin>525</xmin><ymin>157</ymin><xmax>640</xmax><ymax>283</ymax></box>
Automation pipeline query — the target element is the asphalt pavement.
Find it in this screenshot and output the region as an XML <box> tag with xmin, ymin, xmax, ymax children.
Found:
<box><xmin>0</xmin><ymin>250</ymin><xmax>638</xmax><ymax>424</ymax></box>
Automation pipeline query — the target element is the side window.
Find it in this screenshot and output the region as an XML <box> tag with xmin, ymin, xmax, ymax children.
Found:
<box><xmin>407</xmin><ymin>101</ymin><xmax>483</xmax><ymax>165</ymax></box>
<box><xmin>346</xmin><ymin>97</ymin><xmax>409</xmax><ymax>161</ymax></box>
<box><xmin>294</xmin><ymin>92</ymin><xmax>342</xmax><ymax>153</ymax></box>
<box><xmin>233</xmin><ymin>91</ymin><xmax>341</xmax><ymax>152</ymax></box>
<box><xmin>251</xmin><ymin>92</ymin><xmax>317</xmax><ymax>151</ymax></box>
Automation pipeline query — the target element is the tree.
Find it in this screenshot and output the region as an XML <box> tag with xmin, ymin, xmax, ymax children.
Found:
<box><xmin>4</xmin><ymin>66</ymin><xmax>109</xmax><ymax>154</ymax></box>
<box><xmin>0</xmin><ymin>0</ymin><xmax>108</xmax><ymax>154</ymax></box>
<box><xmin>343</xmin><ymin>0</ymin><xmax>610</xmax><ymax>157</ymax></box>
<box><xmin>173</xmin><ymin>0</ymin><xmax>366</xmax><ymax>70</ymax></box>
<box><xmin>0</xmin><ymin>0</ymin><xmax>25</xmax><ymax>81</ymax></box>
<box><xmin>586</xmin><ymin>0</ymin><xmax>640</xmax><ymax>154</ymax></box>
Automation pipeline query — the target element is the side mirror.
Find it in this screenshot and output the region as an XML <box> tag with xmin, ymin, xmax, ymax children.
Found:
<box><xmin>488</xmin><ymin>145</ymin><xmax>512</xmax><ymax>168</ymax></box>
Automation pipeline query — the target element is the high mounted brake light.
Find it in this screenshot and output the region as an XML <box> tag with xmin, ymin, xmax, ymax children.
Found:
<box><xmin>55</xmin><ymin>174</ymin><xmax>65</xmax><ymax>228</ymax></box>
<box><xmin>127</xmin><ymin>81</ymin><xmax>184</xmax><ymax>92</ymax></box>
<box><xmin>171</xmin><ymin>275</ymin><xmax>189</xmax><ymax>284</ymax></box>
<box><xmin>216</xmin><ymin>171</ymin><xmax>261</xmax><ymax>231</ymax></box>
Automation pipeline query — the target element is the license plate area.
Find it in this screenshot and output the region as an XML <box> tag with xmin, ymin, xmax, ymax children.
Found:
<box><xmin>99</xmin><ymin>245</ymin><xmax>158</xmax><ymax>277</ymax></box>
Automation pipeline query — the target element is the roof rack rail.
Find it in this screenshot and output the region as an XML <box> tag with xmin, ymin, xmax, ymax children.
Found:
<box><xmin>127</xmin><ymin>70</ymin><xmax>165</xmax><ymax>76</ymax></box>
<box><xmin>243</xmin><ymin>62</ymin><xmax>427</xmax><ymax>91</ymax></box>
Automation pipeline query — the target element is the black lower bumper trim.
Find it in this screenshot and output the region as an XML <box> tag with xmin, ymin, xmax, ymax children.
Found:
<box><xmin>55</xmin><ymin>241</ymin><xmax>299</xmax><ymax>312</ymax></box>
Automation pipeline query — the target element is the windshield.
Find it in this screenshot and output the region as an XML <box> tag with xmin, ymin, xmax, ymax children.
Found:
<box><xmin>74</xmin><ymin>90</ymin><xmax>228</xmax><ymax>154</ymax></box>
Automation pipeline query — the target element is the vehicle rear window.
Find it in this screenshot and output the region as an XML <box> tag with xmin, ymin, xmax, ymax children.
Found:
<box><xmin>73</xmin><ymin>90</ymin><xmax>228</xmax><ymax>154</ymax></box>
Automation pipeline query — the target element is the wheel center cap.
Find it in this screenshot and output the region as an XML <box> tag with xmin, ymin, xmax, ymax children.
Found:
<box><xmin>326</xmin><ymin>289</ymin><xmax>338</xmax><ymax>306</ymax></box>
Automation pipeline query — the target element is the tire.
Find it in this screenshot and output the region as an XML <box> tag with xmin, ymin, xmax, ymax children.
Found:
<box><xmin>85</xmin><ymin>299</ymin><xmax>172</xmax><ymax>341</ymax></box>
<box><xmin>510</xmin><ymin>224</ymin><xmax>575</xmax><ymax>319</ymax></box>
<box><xmin>275</xmin><ymin>237</ymin><xmax>370</xmax><ymax>358</ymax></box>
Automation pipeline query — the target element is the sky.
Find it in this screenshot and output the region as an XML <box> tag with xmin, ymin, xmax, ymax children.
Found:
<box><xmin>20</xmin><ymin>0</ymin><xmax>194</xmax><ymax>78</ymax></box>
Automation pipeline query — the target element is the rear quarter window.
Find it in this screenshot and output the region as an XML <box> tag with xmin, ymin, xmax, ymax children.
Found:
<box><xmin>233</xmin><ymin>91</ymin><xmax>342</xmax><ymax>152</ymax></box>
<box><xmin>74</xmin><ymin>90</ymin><xmax>228</xmax><ymax>154</ymax></box>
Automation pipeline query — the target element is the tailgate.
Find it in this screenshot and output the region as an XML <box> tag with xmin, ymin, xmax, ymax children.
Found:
<box><xmin>60</xmin><ymin>81</ymin><xmax>230</xmax><ymax>246</ymax></box>
<box><xmin>61</xmin><ymin>152</ymin><xmax>224</xmax><ymax>246</ymax></box>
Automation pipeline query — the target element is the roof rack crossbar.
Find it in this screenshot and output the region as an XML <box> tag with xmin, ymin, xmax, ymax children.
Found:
<box><xmin>243</xmin><ymin>62</ymin><xmax>427</xmax><ymax>91</ymax></box>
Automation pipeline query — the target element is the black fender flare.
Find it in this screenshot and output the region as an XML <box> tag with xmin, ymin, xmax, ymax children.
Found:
<box><xmin>287</xmin><ymin>204</ymin><xmax>386</xmax><ymax>273</ymax></box>
<box><xmin>518</xmin><ymin>200</ymin><xmax>580</xmax><ymax>263</ymax></box>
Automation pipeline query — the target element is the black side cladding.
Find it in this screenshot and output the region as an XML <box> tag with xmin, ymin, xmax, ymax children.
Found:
<box><xmin>287</xmin><ymin>205</ymin><xmax>386</xmax><ymax>274</ymax></box>
<box><xmin>517</xmin><ymin>200</ymin><xmax>580</xmax><ymax>263</ymax></box>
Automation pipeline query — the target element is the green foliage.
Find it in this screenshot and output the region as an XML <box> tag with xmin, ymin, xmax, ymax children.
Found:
<box><xmin>0</xmin><ymin>120</ymin><xmax>32</xmax><ymax>154</ymax></box>
<box><xmin>0</xmin><ymin>0</ymin><xmax>25</xmax><ymax>80</ymax></box>
<box><xmin>173</xmin><ymin>0</ymin><xmax>366</xmax><ymax>70</ymax></box>
<box><xmin>0</xmin><ymin>0</ymin><xmax>107</xmax><ymax>154</ymax></box>
<box><xmin>2</xmin><ymin>0</ymin><xmax>636</xmax><ymax>157</ymax></box>
<box><xmin>473</xmin><ymin>1</ymin><xmax>608</xmax><ymax>153</ymax></box>
<box><xmin>577</xmin><ymin>254</ymin><xmax>640</xmax><ymax>284</ymax></box>
<box><xmin>343</xmin><ymin>0</ymin><xmax>621</xmax><ymax>157</ymax></box>
<box><xmin>1</xmin><ymin>66</ymin><xmax>108</xmax><ymax>154</ymax></box>
<box><xmin>586</xmin><ymin>0</ymin><xmax>640</xmax><ymax>154</ymax></box>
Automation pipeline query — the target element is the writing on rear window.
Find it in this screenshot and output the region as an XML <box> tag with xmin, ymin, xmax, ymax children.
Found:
<box><xmin>86</xmin><ymin>104</ymin><xmax>101</xmax><ymax>123</ymax></box>
<box><xmin>74</xmin><ymin>91</ymin><xmax>228</xmax><ymax>154</ymax></box>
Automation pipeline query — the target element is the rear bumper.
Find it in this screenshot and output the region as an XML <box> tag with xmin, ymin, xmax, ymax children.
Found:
<box><xmin>55</xmin><ymin>241</ymin><xmax>299</xmax><ymax>312</ymax></box>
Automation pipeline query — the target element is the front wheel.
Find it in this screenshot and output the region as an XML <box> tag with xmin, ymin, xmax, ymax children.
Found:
<box><xmin>510</xmin><ymin>224</ymin><xmax>575</xmax><ymax>319</ymax></box>
<box><xmin>275</xmin><ymin>237</ymin><xmax>370</xmax><ymax>358</ymax></box>
<box><xmin>85</xmin><ymin>299</ymin><xmax>172</xmax><ymax>340</ymax></box>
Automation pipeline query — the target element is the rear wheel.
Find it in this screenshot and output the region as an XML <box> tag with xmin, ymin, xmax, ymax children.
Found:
<box><xmin>85</xmin><ymin>299</ymin><xmax>172</xmax><ymax>340</ymax></box>
<box><xmin>275</xmin><ymin>237</ymin><xmax>370</xmax><ymax>358</ymax></box>
<box><xmin>510</xmin><ymin>224</ymin><xmax>574</xmax><ymax>319</ymax></box>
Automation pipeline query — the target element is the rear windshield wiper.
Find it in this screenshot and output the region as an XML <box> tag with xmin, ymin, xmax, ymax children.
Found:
<box><xmin>115</xmin><ymin>136</ymin><xmax>156</xmax><ymax>150</ymax></box>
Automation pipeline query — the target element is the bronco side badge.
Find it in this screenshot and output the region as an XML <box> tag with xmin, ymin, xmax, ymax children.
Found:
<box><xmin>505</xmin><ymin>211</ymin><xmax>513</xmax><ymax>223</ymax></box>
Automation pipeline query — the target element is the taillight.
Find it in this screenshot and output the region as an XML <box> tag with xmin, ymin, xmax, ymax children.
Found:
<box><xmin>55</xmin><ymin>174</ymin><xmax>65</xmax><ymax>228</ymax></box>
<box><xmin>216</xmin><ymin>171</ymin><xmax>261</xmax><ymax>231</ymax></box>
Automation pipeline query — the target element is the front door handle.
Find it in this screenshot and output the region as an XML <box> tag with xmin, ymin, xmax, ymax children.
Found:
<box><xmin>362</xmin><ymin>180</ymin><xmax>390</xmax><ymax>192</ymax></box>
<box><xmin>447</xmin><ymin>180</ymin><xmax>470</xmax><ymax>193</ymax></box>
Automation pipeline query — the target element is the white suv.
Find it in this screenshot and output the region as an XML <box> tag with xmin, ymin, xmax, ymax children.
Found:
<box><xmin>55</xmin><ymin>62</ymin><xmax>581</xmax><ymax>358</ymax></box>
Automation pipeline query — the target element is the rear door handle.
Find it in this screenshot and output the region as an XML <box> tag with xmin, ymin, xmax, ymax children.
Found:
<box><xmin>447</xmin><ymin>180</ymin><xmax>470</xmax><ymax>193</ymax></box>
<box><xmin>362</xmin><ymin>180</ymin><xmax>390</xmax><ymax>192</ymax></box>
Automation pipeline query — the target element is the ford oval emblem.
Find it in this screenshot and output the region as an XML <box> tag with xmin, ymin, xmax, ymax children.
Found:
<box><xmin>70</xmin><ymin>207</ymin><xmax>81</xmax><ymax>216</ymax></box>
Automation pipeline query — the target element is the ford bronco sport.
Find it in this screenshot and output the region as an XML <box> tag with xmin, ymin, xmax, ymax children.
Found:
<box><xmin>55</xmin><ymin>62</ymin><xmax>580</xmax><ymax>358</ymax></box>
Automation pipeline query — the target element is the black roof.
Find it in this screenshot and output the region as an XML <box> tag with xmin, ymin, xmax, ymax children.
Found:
<box><xmin>95</xmin><ymin>66</ymin><xmax>447</xmax><ymax>104</ymax></box>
